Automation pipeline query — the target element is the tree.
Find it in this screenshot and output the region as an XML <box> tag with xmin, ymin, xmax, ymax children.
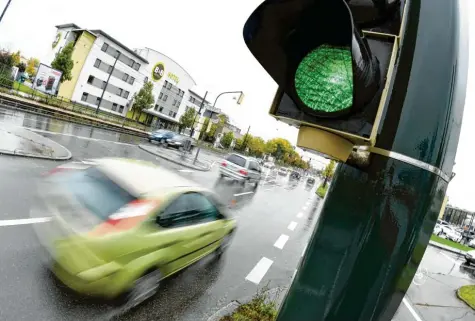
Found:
<box><xmin>179</xmin><ymin>108</ymin><xmax>197</xmax><ymax>133</ymax></box>
<box><xmin>221</xmin><ymin>131</ymin><xmax>234</xmax><ymax>148</ymax></box>
<box><xmin>26</xmin><ymin>58</ymin><xmax>39</xmax><ymax>77</ymax></box>
<box><xmin>0</xmin><ymin>52</ymin><xmax>14</xmax><ymax>88</ymax></box>
<box><xmin>131</xmin><ymin>81</ymin><xmax>155</xmax><ymax>120</ymax></box>
<box><xmin>199</xmin><ymin>117</ymin><xmax>210</xmax><ymax>139</ymax></box>
<box><xmin>322</xmin><ymin>160</ymin><xmax>336</xmax><ymax>187</ymax></box>
<box><xmin>265</xmin><ymin>138</ymin><xmax>294</xmax><ymax>161</ymax></box>
<box><xmin>51</xmin><ymin>42</ymin><xmax>75</xmax><ymax>83</ymax></box>
<box><xmin>11</xmin><ymin>51</ymin><xmax>20</xmax><ymax>66</ymax></box>
<box><xmin>248</xmin><ymin>136</ymin><xmax>265</xmax><ymax>157</ymax></box>
<box><xmin>17</xmin><ymin>62</ymin><xmax>26</xmax><ymax>73</ymax></box>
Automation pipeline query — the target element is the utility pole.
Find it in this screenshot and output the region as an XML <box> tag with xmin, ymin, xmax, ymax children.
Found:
<box><xmin>189</xmin><ymin>91</ymin><xmax>207</xmax><ymax>138</ymax></box>
<box><xmin>0</xmin><ymin>0</ymin><xmax>12</xmax><ymax>24</ymax></box>
<box><xmin>96</xmin><ymin>50</ymin><xmax>120</xmax><ymax>114</ymax></box>
<box><xmin>241</xmin><ymin>125</ymin><xmax>251</xmax><ymax>152</ymax></box>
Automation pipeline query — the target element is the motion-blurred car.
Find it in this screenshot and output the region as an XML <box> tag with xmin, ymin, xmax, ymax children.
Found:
<box><xmin>278</xmin><ymin>167</ymin><xmax>288</xmax><ymax>176</ymax></box>
<box><xmin>148</xmin><ymin>129</ymin><xmax>175</xmax><ymax>144</ymax></box>
<box><xmin>164</xmin><ymin>135</ymin><xmax>195</xmax><ymax>152</ymax></box>
<box><xmin>219</xmin><ymin>153</ymin><xmax>261</xmax><ymax>188</ymax></box>
<box><xmin>31</xmin><ymin>158</ymin><xmax>237</xmax><ymax>308</ymax></box>
<box><xmin>306</xmin><ymin>176</ymin><xmax>316</xmax><ymax>186</ymax></box>
<box><xmin>438</xmin><ymin>226</ymin><xmax>462</xmax><ymax>242</ymax></box>
<box><xmin>465</xmin><ymin>250</ymin><xmax>475</xmax><ymax>265</ymax></box>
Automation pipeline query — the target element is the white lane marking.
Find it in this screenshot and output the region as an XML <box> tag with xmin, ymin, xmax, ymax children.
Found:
<box><xmin>0</xmin><ymin>217</ymin><xmax>52</xmax><ymax>227</ymax></box>
<box><xmin>274</xmin><ymin>234</ymin><xmax>290</xmax><ymax>250</ymax></box>
<box><xmin>402</xmin><ymin>297</ymin><xmax>423</xmax><ymax>321</ymax></box>
<box><xmin>288</xmin><ymin>221</ymin><xmax>298</xmax><ymax>231</ymax></box>
<box><xmin>306</xmin><ymin>201</ymin><xmax>311</xmax><ymax>206</ymax></box>
<box><xmin>262</xmin><ymin>188</ymin><xmax>274</xmax><ymax>192</ymax></box>
<box><xmin>297</xmin><ymin>212</ymin><xmax>303</xmax><ymax>218</ymax></box>
<box><xmin>440</xmin><ymin>252</ymin><xmax>461</xmax><ymax>265</ymax></box>
<box><xmin>302</xmin><ymin>244</ymin><xmax>308</xmax><ymax>257</ymax></box>
<box><xmin>302</xmin><ymin>206</ymin><xmax>308</xmax><ymax>210</ymax></box>
<box><xmin>178</xmin><ymin>169</ymin><xmax>195</xmax><ymax>173</ymax></box>
<box><xmin>245</xmin><ymin>257</ymin><xmax>274</xmax><ymax>285</ymax></box>
<box><xmin>234</xmin><ymin>191</ymin><xmax>254</xmax><ymax>197</ymax></box>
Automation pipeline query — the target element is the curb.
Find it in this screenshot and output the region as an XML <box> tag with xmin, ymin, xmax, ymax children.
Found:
<box><xmin>139</xmin><ymin>144</ymin><xmax>210</xmax><ymax>171</ymax></box>
<box><xmin>0</xmin><ymin>128</ymin><xmax>72</xmax><ymax>161</ymax></box>
<box><xmin>206</xmin><ymin>287</ymin><xmax>288</xmax><ymax>321</ymax></box>
<box><xmin>428</xmin><ymin>241</ymin><xmax>467</xmax><ymax>255</ymax></box>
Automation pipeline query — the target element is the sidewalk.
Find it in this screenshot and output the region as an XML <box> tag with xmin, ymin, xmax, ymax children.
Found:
<box><xmin>139</xmin><ymin>144</ymin><xmax>211</xmax><ymax>171</ymax></box>
<box><xmin>0</xmin><ymin>123</ymin><xmax>71</xmax><ymax>160</ymax></box>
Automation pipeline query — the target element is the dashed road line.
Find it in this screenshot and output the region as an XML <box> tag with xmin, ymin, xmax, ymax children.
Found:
<box><xmin>274</xmin><ymin>234</ymin><xmax>290</xmax><ymax>250</ymax></box>
<box><xmin>288</xmin><ymin>221</ymin><xmax>298</xmax><ymax>231</ymax></box>
<box><xmin>233</xmin><ymin>191</ymin><xmax>254</xmax><ymax>197</ymax></box>
<box><xmin>178</xmin><ymin>169</ymin><xmax>195</xmax><ymax>173</ymax></box>
<box><xmin>0</xmin><ymin>217</ymin><xmax>52</xmax><ymax>227</ymax></box>
<box><xmin>245</xmin><ymin>257</ymin><xmax>274</xmax><ymax>285</ymax></box>
<box><xmin>440</xmin><ymin>252</ymin><xmax>461</xmax><ymax>265</ymax></box>
<box><xmin>402</xmin><ymin>297</ymin><xmax>423</xmax><ymax>321</ymax></box>
<box><xmin>297</xmin><ymin>212</ymin><xmax>303</xmax><ymax>218</ymax></box>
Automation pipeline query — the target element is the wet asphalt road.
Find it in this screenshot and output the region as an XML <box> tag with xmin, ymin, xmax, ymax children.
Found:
<box><xmin>0</xmin><ymin>108</ymin><xmax>474</xmax><ymax>321</ymax></box>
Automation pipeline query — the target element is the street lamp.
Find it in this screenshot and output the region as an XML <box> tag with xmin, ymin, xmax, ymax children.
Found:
<box><xmin>192</xmin><ymin>90</ymin><xmax>244</xmax><ymax>165</ymax></box>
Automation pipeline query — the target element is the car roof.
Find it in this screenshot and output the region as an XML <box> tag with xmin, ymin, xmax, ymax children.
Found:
<box><xmin>93</xmin><ymin>158</ymin><xmax>200</xmax><ymax>196</ymax></box>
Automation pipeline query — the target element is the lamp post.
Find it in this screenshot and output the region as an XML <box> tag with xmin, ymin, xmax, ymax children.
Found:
<box><xmin>0</xmin><ymin>0</ymin><xmax>12</xmax><ymax>24</ymax></box>
<box><xmin>192</xmin><ymin>90</ymin><xmax>244</xmax><ymax>165</ymax></box>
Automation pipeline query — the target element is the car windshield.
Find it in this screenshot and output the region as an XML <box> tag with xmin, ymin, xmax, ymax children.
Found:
<box><xmin>226</xmin><ymin>154</ymin><xmax>247</xmax><ymax>167</ymax></box>
<box><xmin>62</xmin><ymin>167</ymin><xmax>136</xmax><ymax>221</ymax></box>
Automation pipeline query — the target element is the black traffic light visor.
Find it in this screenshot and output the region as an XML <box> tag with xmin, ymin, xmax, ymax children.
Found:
<box><xmin>244</xmin><ymin>0</ymin><xmax>381</xmax><ymax>118</ymax></box>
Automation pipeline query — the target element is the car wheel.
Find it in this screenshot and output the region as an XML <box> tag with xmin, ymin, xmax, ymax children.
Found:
<box><xmin>215</xmin><ymin>233</ymin><xmax>234</xmax><ymax>258</ymax></box>
<box><xmin>120</xmin><ymin>269</ymin><xmax>161</xmax><ymax>311</ymax></box>
<box><xmin>148</xmin><ymin>138</ymin><xmax>151</xmax><ymax>143</ymax></box>
<box><xmin>253</xmin><ymin>180</ymin><xmax>259</xmax><ymax>190</ymax></box>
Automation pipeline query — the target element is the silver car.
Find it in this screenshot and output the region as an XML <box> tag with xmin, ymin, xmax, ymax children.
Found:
<box><xmin>219</xmin><ymin>153</ymin><xmax>262</xmax><ymax>188</ymax></box>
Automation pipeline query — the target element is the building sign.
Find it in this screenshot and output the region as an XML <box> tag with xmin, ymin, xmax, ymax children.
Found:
<box><xmin>52</xmin><ymin>32</ymin><xmax>61</xmax><ymax>49</ymax></box>
<box><xmin>167</xmin><ymin>72</ymin><xmax>180</xmax><ymax>84</ymax></box>
<box><xmin>32</xmin><ymin>64</ymin><xmax>62</xmax><ymax>95</ymax></box>
<box><xmin>152</xmin><ymin>62</ymin><xmax>165</xmax><ymax>81</ymax></box>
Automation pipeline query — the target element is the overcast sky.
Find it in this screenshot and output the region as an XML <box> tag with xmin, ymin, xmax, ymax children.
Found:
<box><xmin>0</xmin><ymin>0</ymin><xmax>473</xmax><ymax>210</ymax></box>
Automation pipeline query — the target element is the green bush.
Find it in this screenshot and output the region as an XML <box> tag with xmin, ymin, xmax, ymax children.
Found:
<box><xmin>220</xmin><ymin>291</ymin><xmax>278</xmax><ymax>321</ymax></box>
<box><xmin>458</xmin><ymin>285</ymin><xmax>475</xmax><ymax>310</ymax></box>
<box><xmin>316</xmin><ymin>184</ymin><xmax>328</xmax><ymax>198</ymax></box>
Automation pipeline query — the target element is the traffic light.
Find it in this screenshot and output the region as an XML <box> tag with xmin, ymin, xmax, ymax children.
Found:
<box><xmin>243</xmin><ymin>0</ymin><xmax>402</xmax><ymax>161</ymax></box>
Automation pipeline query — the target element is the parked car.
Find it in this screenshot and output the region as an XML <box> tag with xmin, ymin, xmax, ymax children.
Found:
<box><xmin>165</xmin><ymin>135</ymin><xmax>195</xmax><ymax>152</ymax></box>
<box><xmin>278</xmin><ymin>167</ymin><xmax>288</xmax><ymax>177</ymax></box>
<box><xmin>438</xmin><ymin>226</ymin><xmax>462</xmax><ymax>242</ymax></box>
<box><xmin>290</xmin><ymin>170</ymin><xmax>301</xmax><ymax>181</ymax></box>
<box><xmin>306</xmin><ymin>176</ymin><xmax>316</xmax><ymax>186</ymax></box>
<box><xmin>465</xmin><ymin>250</ymin><xmax>475</xmax><ymax>265</ymax></box>
<box><xmin>437</xmin><ymin>219</ymin><xmax>450</xmax><ymax>227</ymax></box>
<box><xmin>433</xmin><ymin>223</ymin><xmax>442</xmax><ymax>235</ymax></box>
<box><xmin>219</xmin><ymin>153</ymin><xmax>262</xmax><ymax>188</ymax></box>
<box><xmin>148</xmin><ymin>129</ymin><xmax>175</xmax><ymax>143</ymax></box>
<box><xmin>31</xmin><ymin>158</ymin><xmax>237</xmax><ymax>309</ymax></box>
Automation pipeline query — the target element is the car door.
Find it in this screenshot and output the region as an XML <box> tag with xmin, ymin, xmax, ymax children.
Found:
<box><xmin>248</xmin><ymin>161</ymin><xmax>261</xmax><ymax>182</ymax></box>
<box><xmin>153</xmin><ymin>192</ymin><xmax>225</xmax><ymax>273</ymax></box>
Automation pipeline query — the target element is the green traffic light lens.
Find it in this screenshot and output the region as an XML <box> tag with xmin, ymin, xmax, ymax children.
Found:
<box><xmin>295</xmin><ymin>45</ymin><xmax>353</xmax><ymax>113</ymax></box>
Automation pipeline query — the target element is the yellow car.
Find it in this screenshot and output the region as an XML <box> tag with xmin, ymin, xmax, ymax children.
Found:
<box><xmin>31</xmin><ymin>158</ymin><xmax>237</xmax><ymax>308</ymax></box>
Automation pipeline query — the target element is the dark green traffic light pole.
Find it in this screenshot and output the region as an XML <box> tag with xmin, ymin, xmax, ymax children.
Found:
<box><xmin>276</xmin><ymin>0</ymin><xmax>468</xmax><ymax>320</ymax></box>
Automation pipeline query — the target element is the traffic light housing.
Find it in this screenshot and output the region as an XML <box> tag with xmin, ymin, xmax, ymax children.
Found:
<box><xmin>244</xmin><ymin>0</ymin><xmax>403</xmax><ymax>161</ymax></box>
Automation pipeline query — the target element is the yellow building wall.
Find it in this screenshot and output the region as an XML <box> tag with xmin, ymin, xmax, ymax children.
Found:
<box><xmin>58</xmin><ymin>31</ymin><xmax>96</xmax><ymax>99</ymax></box>
<box><xmin>438</xmin><ymin>196</ymin><xmax>449</xmax><ymax>219</ymax></box>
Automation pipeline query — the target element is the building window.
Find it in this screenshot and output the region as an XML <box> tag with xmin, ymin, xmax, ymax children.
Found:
<box><xmin>128</xmin><ymin>77</ymin><xmax>135</xmax><ymax>85</ymax></box>
<box><xmin>163</xmin><ymin>95</ymin><xmax>168</xmax><ymax>101</ymax></box>
<box><xmin>144</xmin><ymin>76</ymin><xmax>148</xmax><ymax>83</ymax></box>
<box><xmin>169</xmin><ymin>111</ymin><xmax>173</xmax><ymax>116</ymax></box>
<box><xmin>172</xmin><ymin>99</ymin><xmax>177</xmax><ymax>106</ymax></box>
<box><xmin>123</xmin><ymin>91</ymin><xmax>129</xmax><ymax>99</ymax></box>
<box><xmin>64</xmin><ymin>31</ymin><xmax>69</xmax><ymax>39</ymax></box>
<box><xmin>81</xmin><ymin>92</ymin><xmax>88</xmax><ymax>102</ymax></box>
<box><xmin>114</xmin><ymin>50</ymin><xmax>120</xmax><ymax>58</ymax></box>
<box><xmin>101</xmin><ymin>81</ymin><xmax>107</xmax><ymax>89</ymax></box>
<box><xmin>159</xmin><ymin>106</ymin><xmax>164</xmax><ymax>112</ymax></box>
<box><xmin>119</xmin><ymin>105</ymin><xmax>124</xmax><ymax>113</ymax></box>
<box><xmin>112</xmin><ymin>103</ymin><xmax>118</xmax><ymax>111</ymax></box>
<box><xmin>94</xmin><ymin>59</ymin><xmax>101</xmax><ymax>68</ymax></box>
<box><xmin>107</xmin><ymin>65</ymin><xmax>113</xmax><ymax>74</ymax></box>
<box><xmin>128</xmin><ymin>59</ymin><xmax>135</xmax><ymax>67</ymax></box>
<box><xmin>154</xmin><ymin>104</ymin><xmax>159</xmax><ymax>111</ymax></box>
<box><xmin>189</xmin><ymin>96</ymin><xmax>192</xmax><ymax>102</ymax></box>
<box><xmin>159</xmin><ymin>92</ymin><xmax>163</xmax><ymax>99</ymax></box>
<box><xmin>192</xmin><ymin>98</ymin><xmax>196</xmax><ymax>104</ymax></box>
<box><xmin>101</xmin><ymin>43</ymin><xmax>109</xmax><ymax>52</ymax></box>
<box><xmin>87</xmin><ymin>75</ymin><xmax>94</xmax><ymax>84</ymax></box>
<box><xmin>173</xmin><ymin>112</ymin><xmax>177</xmax><ymax>118</ymax></box>
<box><xmin>122</xmin><ymin>73</ymin><xmax>129</xmax><ymax>82</ymax></box>
<box><xmin>117</xmin><ymin>88</ymin><xmax>123</xmax><ymax>96</ymax></box>
<box><xmin>164</xmin><ymin>80</ymin><xmax>168</xmax><ymax>87</ymax></box>
<box><xmin>133</xmin><ymin>62</ymin><xmax>140</xmax><ymax>71</ymax></box>
<box><xmin>167</xmin><ymin>82</ymin><xmax>172</xmax><ymax>89</ymax></box>
<box><xmin>96</xmin><ymin>97</ymin><xmax>101</xmax><ymax>106</ymax></box>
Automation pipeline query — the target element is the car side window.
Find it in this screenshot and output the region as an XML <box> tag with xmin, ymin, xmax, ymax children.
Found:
<box><xmin>158</xmin><ymin>192</ymin><xmax>219</xmax><ymax>228</ymax></box>
<box><xmin>249</xmin><ymin>161</ymin><xmax>260</xmax><ymax>172</ymax></box>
